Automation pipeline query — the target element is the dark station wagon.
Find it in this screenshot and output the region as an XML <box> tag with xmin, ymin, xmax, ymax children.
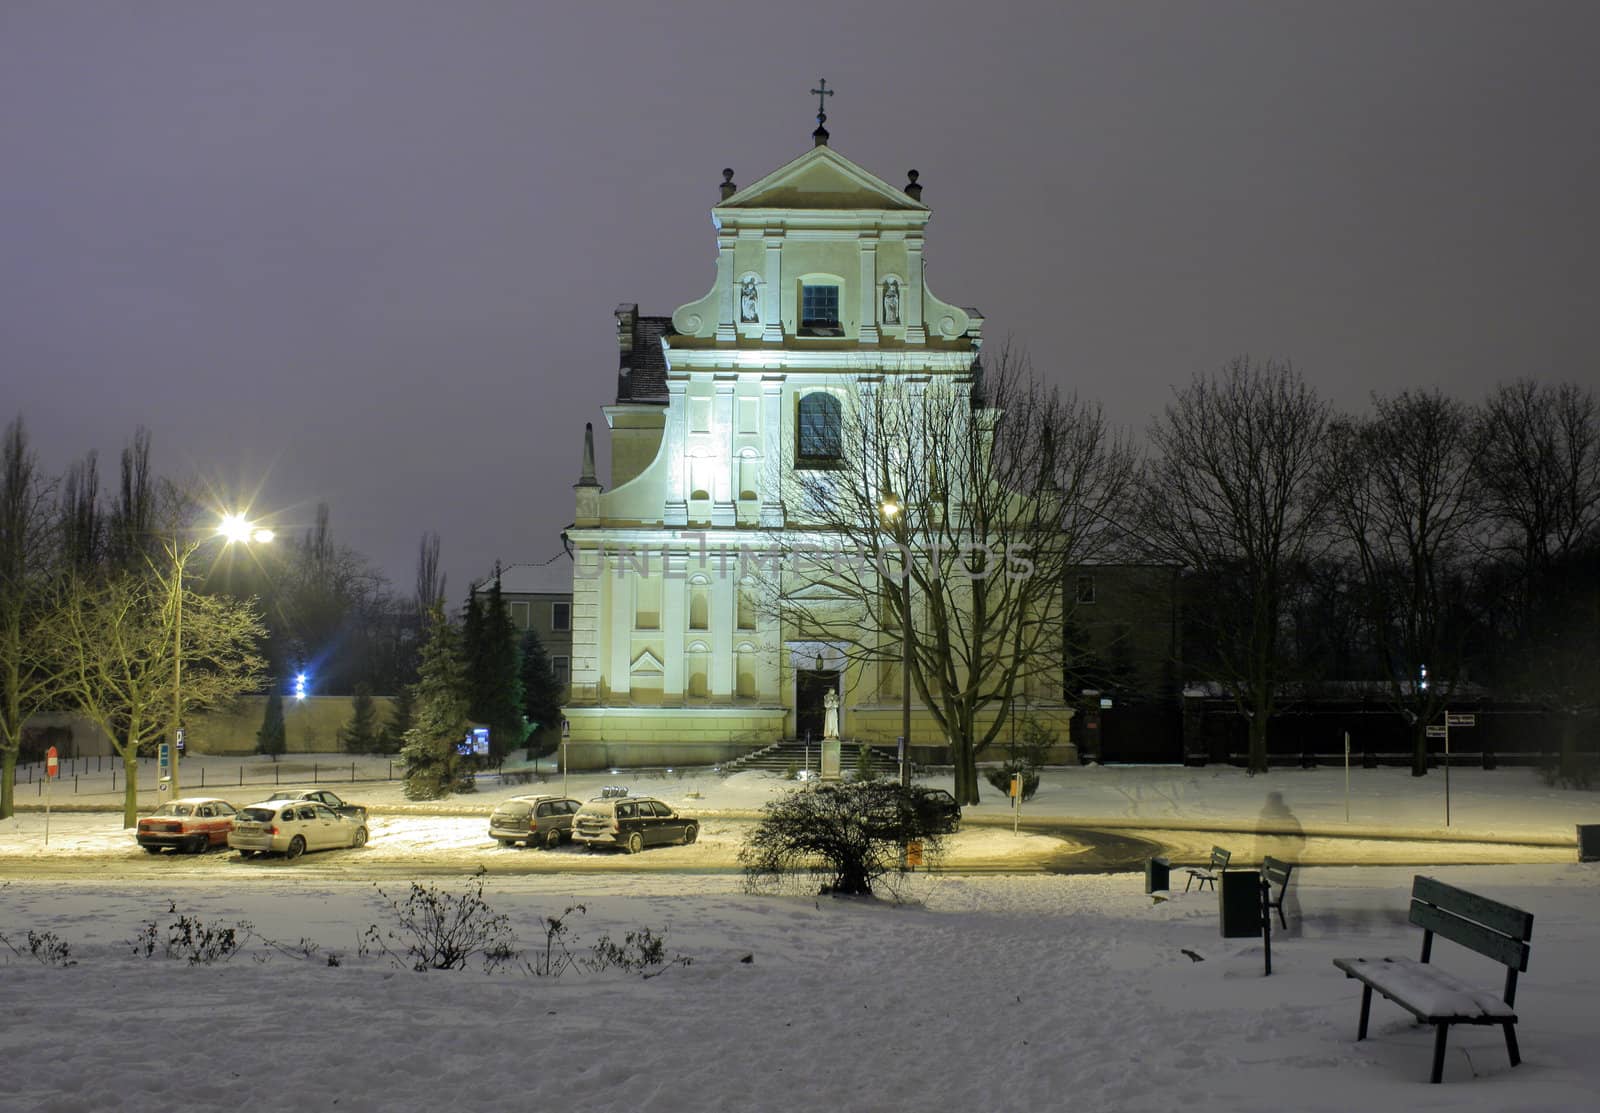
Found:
<box><xmin>571</xmin><ymin>793</ymin><xmax>698</xmax><ymax>854</ymax></box>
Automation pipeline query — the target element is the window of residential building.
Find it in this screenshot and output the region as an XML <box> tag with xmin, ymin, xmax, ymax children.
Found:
<box><xmin>553</xmin><ymin>656</ymin><xmax>570</xmax><ymax>686</ymax></box>
<box><xmin>1076</xmin><ymin>575</ymin><xmax>1096</xmax><ymax>605</ymax></box>
<box><xmin>800</xmin><ymin>283</ymin><xmax>841</xmax><ymax>335</ymax></box>
<box><xmin>551</xmin><ymin>601</ymin><xmax>570</xmax><ymax>631</ymax></box>
<box><xmin>509</xmin><ymin>600</ymin><xmax>530</xmax><ymax>630</ymax></box>
<box><xmin>797</xmin><ymin>393</ymin><xmax>842</xmax><ymax>463</ymax></box>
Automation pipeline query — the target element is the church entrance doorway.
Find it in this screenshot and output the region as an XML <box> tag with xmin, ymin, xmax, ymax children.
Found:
<box><xmin>796</xmin><ymin>670</ymin><xmax>839</xmax><ymax>741</ymax></box>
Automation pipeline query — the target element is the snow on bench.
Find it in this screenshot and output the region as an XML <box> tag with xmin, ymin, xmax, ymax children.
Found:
<box><xmin>1332</xmin><ymin>876</ymin><xmax>1533</xmax><ymax>1084</ymax></box>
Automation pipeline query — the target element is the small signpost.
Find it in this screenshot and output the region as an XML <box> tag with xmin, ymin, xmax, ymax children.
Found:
<box><xmin>158</xmin><ymin>742</ymin><xmax>171</xmax><ymax>794</ymax></box>
<box><xmin>1010</xmin><ymin>772</ymin><xmax>1023</xmax><ymax>835</ymax></box>
<box><xmin>44</xmin><ymin>745</ymin><xmax>59</xmax><ymax>846</ymax></box>
<box><xmin>1432</xmin><ymin>713</ymin><xmax>1477</xmax><ymax>826</ymax></box>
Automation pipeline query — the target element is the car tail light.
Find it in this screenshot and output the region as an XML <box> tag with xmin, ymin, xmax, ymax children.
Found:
<box><xmin>268</xmin><ymin>825</ymin><xmax>279</xmax><ymax>836</ymax></box>
<box><xmin>529</xmin><ymin>818</ymin><xmax>539</xmax><ymax>831</ymax></box>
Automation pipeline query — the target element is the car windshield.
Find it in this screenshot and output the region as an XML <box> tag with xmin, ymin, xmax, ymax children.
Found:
<box><xmin>152</xmin><ymin>804</ymin><xmax>193</xmax><ymax>817</ymax></box>
<box><xmin>238</xmin><ymin>807</ymin><xmax>276</xmax><ymax>822</ymax></box>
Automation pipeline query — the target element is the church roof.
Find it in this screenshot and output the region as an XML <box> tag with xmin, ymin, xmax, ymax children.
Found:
<box><xmin>717</xmin><ymin>144</ymin><xmax>927</xmax><ymax>214</ymax></box>
<box><xmin>616</xmin><ymin>312</ymin><xmax>672</xmax><ymax>404</ymax></box>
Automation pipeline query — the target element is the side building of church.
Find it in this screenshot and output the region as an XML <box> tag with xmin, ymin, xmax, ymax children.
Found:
<box><xmin>561</xmin><ymin>131</ymin><xmax>1072</xmax><ymax>769</ymax></box>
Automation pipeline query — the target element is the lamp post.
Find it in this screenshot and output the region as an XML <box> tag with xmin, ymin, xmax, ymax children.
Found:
<box><xmin>881</xmin><ymin>491</ymin><xmax>912</xmax><ymax>787</ymax></box>
<box><xmin>167</xmin><ymin>513</ymin><xmax>273</xmax><ymax>800</ymax></box>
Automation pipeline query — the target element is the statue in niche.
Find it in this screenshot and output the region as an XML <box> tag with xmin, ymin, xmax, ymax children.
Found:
<box><xmin>881</xmin><ymin>277</ymin><xmax>901</xmax><ymax>325</ymax></box>
<box><xmin>740</xmin><ymin>276</ymin><xmax>760</xmax><ymax>323</ymax></box>
<box><xmin>823</xmin><ymin>688</ymin><xmax>840</xmax><ymax>739</ymax></box>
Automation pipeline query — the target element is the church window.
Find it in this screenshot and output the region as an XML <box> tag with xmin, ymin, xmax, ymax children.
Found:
<box><xmin>737</xmin><ymin>579</ymin><xmax>759</xmax><ymax>630</ymax></box>
<box><xmin>688</xmin><ymin>577</ymin><xmax>710</xmax><ymax>631</ymax></box>
<box><xmin>797</xmin><ymin>393</ymin><xmax>842</xmax><ymax>463</ymax></box>
<box><xmin>686</xmin><ymin>646</ymin><xmax>710</xmax><ymax>699</ymax></box>
<box><xmin>801</xmin><ymin>284</ymin><xmax>841</xmax><ymax>335</ymax></box>
<box><xmin>736</xmin><ymin>644</ymin><xmax>758</xmax><ymax>700</ymax></box>
<box><xmin>738</xmin><ymin>454</ymin><xmax>760</xmax><ymax>501</ymax></box>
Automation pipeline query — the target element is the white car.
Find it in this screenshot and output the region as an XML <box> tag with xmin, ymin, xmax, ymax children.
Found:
<box><xmin>228</xmin><ymin>799</ymin><xmax>369</xmax><ymax>861</ymax></box>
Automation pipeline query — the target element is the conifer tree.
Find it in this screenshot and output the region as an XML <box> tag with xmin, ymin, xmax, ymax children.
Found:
<box><xmin>519</xmin><ymin>628</ymin><xmax>563</xmax><ymax>758</ymax></box>
<box><xmin>256</xmin><ymin>688</ymin><xmax>286</xmax><ymax>760</ymax></box>
<box><xmin>380</xmin><ymin>683</ymin><xmax>412</xmax><ymax>755</ymax></box>
<box><xmin>338</xmin><ymin>682</ymin><xmax>380</xmax><ymax>754</ymax></box>
<box><xmin>401</xmin><ymin>607</ymin><xmax>470</xmax><ymax>799</ymax></box>
<box><xmin>477</xmin><ymin>575</ymin><xmax>525</xmax><ymax>761</ymax></box>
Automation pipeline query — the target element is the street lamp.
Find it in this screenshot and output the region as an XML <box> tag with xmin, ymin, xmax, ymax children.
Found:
<box><xmin>167</xmin><ymin>513</ymin><xmax>274</xmax><ymax>800</ymax></box>
<box><xmin>880</xmin><ymin>490</ymin><xmax>912</xmax><ymax>787</ymax></box>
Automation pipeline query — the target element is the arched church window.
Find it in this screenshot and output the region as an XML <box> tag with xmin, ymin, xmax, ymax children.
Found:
<box><xmin>688</xmin><ymin>576</ymin><xmax>710</xmax><ymax>631</ymax></box>
<box><xmin>797</xmin><ymin>393</ymin><xmax>842</xmax><ymax>463</ymax></box>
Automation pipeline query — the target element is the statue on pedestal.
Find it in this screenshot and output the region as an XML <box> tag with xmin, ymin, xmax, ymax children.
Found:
<box><xmin>823</xmin><ymin>689</ymin><xmax>840</xmax><ymax>740</ymax></box>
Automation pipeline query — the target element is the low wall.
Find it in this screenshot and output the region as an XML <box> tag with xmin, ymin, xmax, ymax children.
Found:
<box><xmin>23</xmin><ymin>695</ymin><xmax>397</xmax><ymax>758</ymax></box>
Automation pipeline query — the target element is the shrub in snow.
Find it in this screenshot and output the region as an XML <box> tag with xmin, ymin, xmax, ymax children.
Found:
<box><xmin>740</xmin><ymin>780</ymin><xmax>949</xmax><ymax>896</ymax></box>
<box><xmin>361</xmin><ymin>874</ymin><xmax>519</xmax><ymax>972</ymax></box>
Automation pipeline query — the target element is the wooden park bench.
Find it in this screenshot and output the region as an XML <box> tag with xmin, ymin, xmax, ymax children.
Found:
<box><xmin>1184</xmin><ymin>846</ymin><xmax>1230</xmax><ymax>892</ymax></box>
<box><xmin>1332</xmin><ymin>876</ymin><xmax>1533</xmax><ymax>1084</ymax></box>
<box><xmin>1260</xmin><ymin>856</ymin><xmax>1294</xmax><ymax>929</ymax></box>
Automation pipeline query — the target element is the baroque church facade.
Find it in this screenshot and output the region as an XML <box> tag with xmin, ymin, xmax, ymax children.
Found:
<box><xmin>562</xmin><ymin>123</ymin><xmax>1070</xmax><ymax>767</ymax></box>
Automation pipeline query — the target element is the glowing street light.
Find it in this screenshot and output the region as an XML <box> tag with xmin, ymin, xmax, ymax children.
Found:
<box><xmin>168</xmin><ymin>511</ymin><xmax>273</xmax><ymax>800</ymax></box>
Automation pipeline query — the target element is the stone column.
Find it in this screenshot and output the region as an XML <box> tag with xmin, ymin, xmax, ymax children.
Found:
<box><xmin>664</xmin><ymin>381</ymin><xmax>688</xmax><ymax>526</ymax></box>
<box><xmin>712</xmin><ymin>382</ymin><xmax>736</xmax><ymax>527</ymax></box>
<box><xmin>761</xmin><ymin>231</ymin><xmax>784</xmax><ymax>344</ymax></box>
<box><xmin>857</xmin><ymin>234</ymin><xmax>879</xmax><ymax>344</ymax></box>
<box><xmin>760</xmin><ymin>380</ymin><xmax>785</xmax><ymax>527</ymax></box>
<box><xmin>905</xmin><ymin>237</ymin><xmax>926</xmax><ymax>344</ymax></box>
<box><xmin>715</xmin><ymin>235</ymin><xmax>737</xmax><ymax>342</ymax></box>
<box><xmin>662</xmin><ymin>550</ymin><xmax>686</xmax><ymax>700</ymax></box>
<box><xmin>608</xmin><ymin>554</ymin><xmax>632</xmax><ymax>701</ymax></box>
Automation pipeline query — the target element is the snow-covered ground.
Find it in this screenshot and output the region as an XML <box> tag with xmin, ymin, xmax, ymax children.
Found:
<box><xmin>2</xmin><ymin>759</ymin><xmax>1598</xmax><ymax>1111</ymax></box>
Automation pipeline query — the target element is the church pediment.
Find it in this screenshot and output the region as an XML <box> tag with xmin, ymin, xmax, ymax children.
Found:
<box><xmin>720</xmin><ymin>146</ymin><xmax>926</xmax><ymax>213</ymax></box>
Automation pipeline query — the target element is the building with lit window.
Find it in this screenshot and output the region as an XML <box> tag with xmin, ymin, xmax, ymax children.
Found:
<box><xmin>561</xmin><ymin>125</ymin><xmax>1067</xmax><ymax>767</ymax></box>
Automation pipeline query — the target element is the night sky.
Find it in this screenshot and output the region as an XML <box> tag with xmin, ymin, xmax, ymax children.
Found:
<box><xmin>5</xmin><ymin>1</ymin><xmax>1597</xmax><ymax>596</ymax></box>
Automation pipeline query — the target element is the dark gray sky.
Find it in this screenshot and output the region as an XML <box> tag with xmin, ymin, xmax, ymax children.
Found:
<box><xmin>5</xmin><ymin>1</ymin><xmax>1597</xmax><ymax>595</ymax></box>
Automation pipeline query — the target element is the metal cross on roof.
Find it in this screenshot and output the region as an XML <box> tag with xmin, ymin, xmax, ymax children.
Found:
<box><xmin>810</xmin><ymin>78</ymin><xmax>834</xmax><ymax>120</ymax></box>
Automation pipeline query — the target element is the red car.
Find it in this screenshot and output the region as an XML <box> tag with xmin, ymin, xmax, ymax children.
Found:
<box><xmin>135</xmin><ymin>797</ymin><xmax>238</xmax><ymax>854</ymax></box>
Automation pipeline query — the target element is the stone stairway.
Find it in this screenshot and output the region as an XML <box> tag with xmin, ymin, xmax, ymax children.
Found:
<box><xmin>726</xmin><ymin>739</ymin><xmax>901</xmax><ymax>777</ymax></box>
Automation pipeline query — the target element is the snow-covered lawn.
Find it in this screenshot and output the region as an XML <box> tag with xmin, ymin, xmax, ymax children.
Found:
<box><xmin>3</xmin><ymin>865</ymin><xmax>1599</xmax><ymax>1112</ymax></box>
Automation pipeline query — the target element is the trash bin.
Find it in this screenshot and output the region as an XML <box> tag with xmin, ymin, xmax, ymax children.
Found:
<box><xmin>1579</xmin><ymin>824</ymin><xmax>1600</xmax><ymax>863</ymax></box>
<box><xmin>1145</xmin><ymin>856</ymin><xmax>1171</xmax><ymax>893</ymax></box>
<box><xmin>1218</xmin><ymin>869</ymin><xmax>1263</xmax><ymax>938</ymax></box>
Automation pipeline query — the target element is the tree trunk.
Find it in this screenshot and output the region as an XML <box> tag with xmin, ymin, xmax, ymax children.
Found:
<box><xmin>0</xmin><ymin>750</ymin><xmax>15</xmax><ymax>819</ymax></box>
<box><xmin>1247</xmin><ymin>710</ymin><xmax>1269</xmax><ymax>774</ymax></box>
<box><xmin>121</xmin><ymin>751</ymin><xmax>140</xmax><ymax>828</ymax></box>
<box><xmin>1411</xmin><ymin>721</ymin><xmax>1429</xmax><ymax>777</ymax></box>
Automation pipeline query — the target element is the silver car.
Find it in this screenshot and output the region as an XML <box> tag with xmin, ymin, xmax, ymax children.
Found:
<box><xmin>228</xmin><ymin>800</ymin><xmax>368</xmax><ymax>861</ymax></box>
<box><xmin>489</xmin><ymin>794</ymin><xmax>581</xmax><ymax>849</ymax></box>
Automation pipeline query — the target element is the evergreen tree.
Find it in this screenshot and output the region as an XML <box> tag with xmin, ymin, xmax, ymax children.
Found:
<box><xmin>519</xmin><ymin>628</ymin><xmax>563</xmax><ymax>758</ymax></box>
<box><xmin>338</xmin><ymin>682</ymin><xmax>380</xmax><ymax>754</ymax></box>
<box><xmin>401</xmin><ymin>607</ymin><xmax>470</xmax><ymax>799</ymax></box>
<box><xmin>380</xmin><ymin>683</ymin><xmax>412</xmax><ymax>755</ymax></box>
<box><xmin>477</xmin><ymin>575</ymin><xmax>525</xmax><ymax>761</ymax></box>
<box><xmin>256</xmin><ymin>688</ymin><xmax>286</xmax><ymax>760</ymax></box>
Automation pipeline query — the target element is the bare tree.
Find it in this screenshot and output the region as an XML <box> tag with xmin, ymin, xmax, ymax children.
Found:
<box><xmin>58</xmin><ymin>452</ymin><xmax>102</xmax><ymax>577</ymax></box>
<box><xmin>773</xmin><ymin>347</ymin><xmax>1136</xmax><ymax>804</ymax></box>
<box><xmin>47</xmin><ymin>564</ymin><xmax>266</xmax><ymax>827</ymax></box>
<box><xmin>1325</xmin><ymin>390</ymin><xmax>1484</xmax><ymax>775</ymax></box>
<box><xmin>1475</xmin><ymin>381</ymin><xmax>1600</xmax><ymax>757</ymax></box>
<box><xmin>1138</xmin><ymin>357</ymin><xmax>1331</xmax><ymax>773</ymax></box>
<box><xmin>415</xmin><ymin>530</ymin><xmax>444</xmax><ymax>617</ymax></box>
<box><xmin>0</xmin><ymin>417</ymin><xmax>59</xmax><ymax>817</ymax></box>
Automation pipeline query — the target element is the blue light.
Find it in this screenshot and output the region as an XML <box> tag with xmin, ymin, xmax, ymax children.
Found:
<box><xmin>294</xmin><ymin>672</ymin><xmax>308</xmax><ymax>701</ymax></box>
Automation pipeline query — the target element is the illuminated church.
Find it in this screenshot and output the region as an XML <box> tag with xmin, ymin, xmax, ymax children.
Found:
<box><xmin>561</xmin><ymin>105</ymin><xmax>1065</xmax><ymax>767</ymax></box>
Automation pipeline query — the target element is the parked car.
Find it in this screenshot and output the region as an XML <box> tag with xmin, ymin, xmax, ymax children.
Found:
<box><xmin>572</xmin><ymin>793</ymin><xmax>697</xmax><ymax>853</ymax></box>
<box><xmin>228</xmin><ymin>799</ymin><xmax>368</xmax><ymax>861</ymax></box>
<box><xmin>489</xmin><ymin>794</ymin><xmax>582</xmax><ymax>849</ymax></box>
<box><xmin>136</xmin><ymin>797</ymin><xmax>238</xmax><ymax>854</ymax></box>
<box><xmin>913</xmin><ymin>787</ymin><xmax>962</xmax><ymax>833</ymax></box>
<box><xmin>256</xmin><ymin>788</ymin><xmax>368</xmax><ymax>824</ymax></box>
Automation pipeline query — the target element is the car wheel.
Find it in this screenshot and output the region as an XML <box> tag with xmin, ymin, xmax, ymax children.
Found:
<box><xmin>682</xmin><ymin>823</ymin><xmax>698</xmax><ymax>845</ymax></box>
<box><xmin>285</xmin><ymin>835</ymin><xmax>306</xmax><ymax>861</ymax></box>
<box><xmin>351</xmin><ymin>827</ymin><xmax>368</xmax><ymax>849</ymax></box>
<box><xmin>625</xmin><ymin>831</ymin><xmax>643</xmax><ymax>855</ymax></box>
<box><xmin>543</xmin><ymin>827</ymin><xmax>562</xmax><ymax>850</ymax></box>
<box><xmin>188</xmin><ymin>835</ymin><xmax>209</xmax><ymax>854</ymax></box>
<box><xmin>238</xmin><ymin>849</ymin><xmax>257</xmax><ymax>860</ymax></box>
<box><xmin>497</xmin><ymin>839</ymin><xmax>514</xmax><ymax>848</ymax></box>
<box><xmin>143</xmin><ymin>845</ymin><xmax>162</xmax><ymax>855</ymax></box>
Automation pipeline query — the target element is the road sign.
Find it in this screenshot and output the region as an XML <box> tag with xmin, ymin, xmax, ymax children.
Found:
<box><xmin>1445</xmin><ymin>713</ymin><xmax>1477</xmax><ymax>727</ymax></box>
<box><xmin>46</xmin><ymin>746</ymin><xmax>59</xmax><ymax>778</ymax></box>
<box><xmin>1426</xmin><ymin>725</ymin><xmax>1448</xmax><ymax>738</ymax></box>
